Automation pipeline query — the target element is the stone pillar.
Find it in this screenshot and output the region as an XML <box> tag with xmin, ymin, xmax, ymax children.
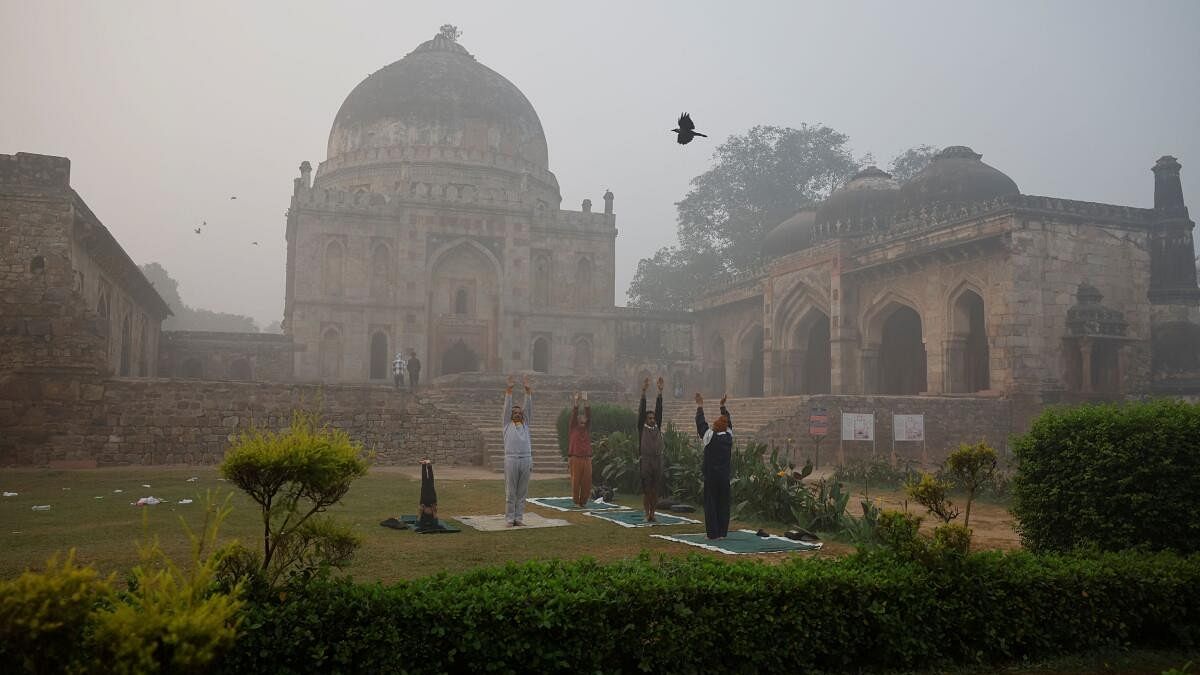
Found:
<box><xmin>1079</xmin><ymin>338</ymin><xmax>1093</xmax><ymax>393</ymax></box>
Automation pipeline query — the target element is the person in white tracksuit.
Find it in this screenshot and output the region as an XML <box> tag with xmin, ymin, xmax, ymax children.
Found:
<box><xmin>502</xmin><ymin>374</ymin><xmax>533</xmax><ymax>526</ymax></box>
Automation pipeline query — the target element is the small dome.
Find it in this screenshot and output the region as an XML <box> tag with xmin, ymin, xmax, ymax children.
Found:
<box><xmin>814</xmin><ymin>166</ymin><xmax>900</xmax><ymax>230</ymax></box>
<box><xmin>762</xmin><ymin>209</ymin><xmax>817</xmax><ymax>257</ymax></box>
<box><xmin>899</xmin><ymin>146</ymin><xmax>1019</xmax><ymax>212</ymax></box>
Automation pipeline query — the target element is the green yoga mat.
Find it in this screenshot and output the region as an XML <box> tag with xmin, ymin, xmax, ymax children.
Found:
<box><xmin>382</xmin><ymin>515</ymin><xmax>460</xmax><ymax>534</ymax></box>
<box><xmin>651</xmin><ymin>529</ymin><xmax>823</xmax><ymax>554</ymax></box>
<box><xmin>585</xmin><ymin>509</ymin><xmax>701</xmax><ymax>528</ymax></box>
<box><xmin>526</xmin><ymin>496</ymin><xmax>628</xmax><ymax>512</ymax></box>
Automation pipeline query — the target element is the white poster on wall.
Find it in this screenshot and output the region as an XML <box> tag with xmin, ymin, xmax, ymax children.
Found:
<box><xmin>841</xmin><ymin>412</ymin><xmax>875</xmax><ymax>441</ymax></box>
<box><xmin>893</xmin><ymin>414</ymin><xmax>926</xmax><ymax>441</ymax></box>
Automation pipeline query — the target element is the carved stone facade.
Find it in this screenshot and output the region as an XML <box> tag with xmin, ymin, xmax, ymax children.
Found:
<box><xmin>284</xmin><ymin>32</ymin><xmax>651</xmax><ymax>384</ymax></box>
<box><xmin>697</xmin><ymin>148</ymin><xmax>1200</xmax><ymax>417</ymax></box>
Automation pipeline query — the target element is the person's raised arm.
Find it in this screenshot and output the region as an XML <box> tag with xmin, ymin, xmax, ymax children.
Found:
<box><xmin>655</xmin><ymin>377</ymin><xmax>664</xmax><ymax>427</ymax></box>
<box><xmin>637</xmin><ymin>377</ymin><xmax>649</xmax><ymax>430</ymax></box>
<box><xmin>570</xmin><ymin>393</ymin><xmax>579</xmax><ymax>430</ymax></box>
<box><xmin>502</xmin><ymin>375</ymin><xmax>514</xmax><ymax>428</ymax></box>
<box><xmin>694</xmin><ymin>392</ymin><xmax>708</xmax><ymax>437</ymax></box>
<box><xmin>720</xmin><ymin>393</ymin><xmax>731</xmax><ymax>430</ymax></box>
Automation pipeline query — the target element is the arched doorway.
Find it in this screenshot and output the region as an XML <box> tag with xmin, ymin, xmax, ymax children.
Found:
<box><xmin>738</xmin><ymin>326</ymin><xmax>764</xmax><ymax>397</ymax></box>
<box><xmin>429</xmin><ymin>241</ymin><xmax>501</xmax><ymax>376</ymax></box>
<box><xmin>801</xmin><ymin>313</ymin><xmax>832</xmax><ymax>394</ymax></box>
<box><xmin>119</xmin><ymin>314</ymin><xmax>132</xmax><ymax>376</ymax></box>
<box><xmin>369</xmin><ymin>331</ymin><xmax>389</xmax><ymax>380</ymax></box>
<box><xmin>573</xmin><ymin>338</ymin><xmax>592</xmax><ymax>375</ymax></box>
<box><xmin>880</xmin><ymin>306</ymin><xmax>926</xmax><ymax>394</ymax></box>
<box><xmin>180</xmin><ymin>358</ymin><xmax>203</xmax><ymax>379</ymax></box>
<box><xmin>950</xmin><ymin>290</ymin><xmax>989</xmax><ymax>392</ymax></box>
<box><xmin>229</xmin><ymin>358</ymin><xmax>252</xmax><ymax>381</ymax></box>
<box><xmin>532</xmin><ymin>337</ymin><xmax>550</xmax><ymax>373</ymax></box>
<box><xmin>707</xmin><ymin>336</ymin><xmax>726</xmax><ymax>394</ymax></box>
<box><xmin>442</xmin><ymin>340</ymin><xmax>480</xmax><ymax>375</ymax></box>
<box><xmin>320</xmin><ymin>327</ymin><xmax>342</xmax><ymax>380</ymax></box>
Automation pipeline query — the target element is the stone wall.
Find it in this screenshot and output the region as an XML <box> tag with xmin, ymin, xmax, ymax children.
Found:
<box><xmin>159</xmin><ymin>331</ymin><xmax>294</xmax><ymax>381</ymax></box>
<box><xmin>0</xmin><ymin>369</ymin><xmax>485</xmax><ymax>468</ymax></box>
<box><xmin>754</xmin><ymin>394</ymin><xmax>1014</xmax><ymax>465</ymax></box>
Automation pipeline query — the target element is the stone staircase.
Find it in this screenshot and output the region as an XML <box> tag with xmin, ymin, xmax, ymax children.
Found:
<box><xmin>435</xmin><ymin>399</ymin><xmax>568</xmax><ymax>474</ymax></box>
<box><xmin>649</xmin><ymin>395</ymin><xmax>810</xmax><ymax>439</ymax></box>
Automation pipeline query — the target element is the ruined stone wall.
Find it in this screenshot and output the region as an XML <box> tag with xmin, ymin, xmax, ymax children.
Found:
<box><xmin>0</xmin><ymin>153</ymin><xmax>108</xmax><ymax>373</ymax></box>
<box><xmin>754</xmin><ymin>394</ymin><xmax>1014</xmax><ymax>465</ymax></box>
<box><xmin>159</xmin><ymin>331</ymin><xmax>294</xmax><ymax>381</ymax></box>
<box><xmin>69</xmin><ymin>233</ymin><xmax>161</xmax><ymax>377</ymax></box>
<box><xmin>0</xmin><ymin>370</ymin><xmax>485</xmax><ymax>468</ymax></box>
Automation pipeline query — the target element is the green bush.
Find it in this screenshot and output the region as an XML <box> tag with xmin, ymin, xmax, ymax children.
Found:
<box><xmin>592</xmin><ymin>431</ymin><xmax>641</xmax><ymax>494</ymax></box>
<box><xmin>220</xmin><ymin>411</ymin><xmax>368</xmax><ymax>585</ymax></box>
<box><xmin>833</xmin><ymin>457</ymin><xmax>918</xmax><ymax>489</ymax></box>
<box><xmin>219</xmin><ymin>550</ymin><xmax>1200</xmax><ymax>674</ymax></box>
<box><xmin>0</xmin><ymin>550</ymin><xmax>113</xmax><ymax>674</ymax></box>
<box><xmin>906</xmin><ymin>471</ymin><xmax>960</xmax><ymax>524</ymax></box>
<box><xmin>555</xmin><ymin>403</ymin><xmax>638</xmax><ymax>458</ymax></box>
<box><xmin>944</xmin><ymin>441</ymin><xmax>998</xmax><ymax>527</ymax></box>
<box><xmin>1011</xmin><ymin>399</ymin><xmax>1200</xmax><ymax>554</ymax></box>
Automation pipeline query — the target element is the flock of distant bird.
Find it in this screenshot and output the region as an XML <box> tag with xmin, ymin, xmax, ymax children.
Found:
<box><xmin>188</xmin><ymin>113</ymin><xmax>709</xmax><ymax>242</ymax></box>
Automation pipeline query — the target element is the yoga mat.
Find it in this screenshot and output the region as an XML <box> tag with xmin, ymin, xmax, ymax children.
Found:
<box><xmin>650</xmin><ymin>529</ymin><xmax>824</xmax><ymax>555</ymax></box>
<box><xmin>455</xmin><ymin>512</ymin><xmax>571</xmax><ymax>531</ymax></box>
<box><xmin>526</xmin><ymin>496</ymin><xmax>629</xmax><ymax>512</ymax></box>
<box><xmin>584</xmin><ymin>510</ymin><xmax>701</xmax><ymax>528</ymax></box>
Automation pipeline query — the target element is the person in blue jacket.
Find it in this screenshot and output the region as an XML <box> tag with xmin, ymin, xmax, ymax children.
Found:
<box><xmin>695</xmin><ymin>392</ymin><xmax>733</xmax><ymax>540</ymax></box>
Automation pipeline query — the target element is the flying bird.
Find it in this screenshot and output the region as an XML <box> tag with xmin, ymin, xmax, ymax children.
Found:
<box><xmin>193</xmin><ymin>228</ymin><xmax>201</xmax><ymax>235</ymax></box>
<box><xmin>230</xmin><ymin>195</ymin><xmax>237</xmax><ymax>200</ymax></box>
<box><xmin>672</xmin><ymin>113</ymin><xmax>707</xmax><ymax>145</ymax></box>
<box><xmin>251</xmin><ymin>241</ymin><xmax>259</xmax><ymax>245</ymax></box>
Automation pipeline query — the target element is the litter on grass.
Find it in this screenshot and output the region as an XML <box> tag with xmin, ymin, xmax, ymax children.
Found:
<box><xmin>3</xmin><ymin>492</ymin><xmax>17</xmax><ymax>497</ymax></box>
<box><xmin>141</xmin><ymin>484</ymin><xmax>151</xmax><ymax>488</ymax></box>
<box><xmin>186</xmin><ymin>477</ymin><xmax>199</xmax><ymax>482</ymax></box>
<box><xmin>178</xmin><ymin>498</ymin><xmax>194</xmax><ymax>505</ymax></box>
<box><xmin>134</xmin><ymin>497</ymin><xmax>162</xmax><ymax>506</ymax></box>
<box><xmin>32</xmin><ymin>505</ymin><xmax>51</xmax><ymax>511</ymax></box>
<box><xmin>113</xmin><ymin>489</ymin><xmax>123</xmax><ymax>493</ymax></box>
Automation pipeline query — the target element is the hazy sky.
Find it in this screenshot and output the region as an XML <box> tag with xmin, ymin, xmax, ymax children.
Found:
<box><xmin>2</xmin><ymin>1</ymin><xmax>1198</xmax><ymax>327</ymax></box>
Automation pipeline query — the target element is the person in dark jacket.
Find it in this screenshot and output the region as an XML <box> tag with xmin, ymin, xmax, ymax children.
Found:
<box><xmin>695</xmin><ymin>392</ymin><xmax>732</xmax><ymax>539</ymax></box>
<box><xmin>407</xmin><ymin>350</ymin><xmax>421</xmax><ymax>391</ymax></box>
<box><xmin>638</xmin><ymin>376</ymin><xmax>666</xmax><ymax>521</ymax></box>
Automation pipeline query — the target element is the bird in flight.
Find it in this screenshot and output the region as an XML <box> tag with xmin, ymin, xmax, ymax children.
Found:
<box><xmin>193</xmin><ymin>227</ymin><xmax>201</xmax><ymax>235</ymax></box>
<box><xmin>251</xmin><ymin>241</ymin><xmax>259</xmax><ymax>245</ymax></box>
<box><xmin>672</xmin><ymin>113</ymin><xmax>707</xmax><ymax>145</ymax></box>
<box><xmin>230</xmin><ymin>195</ymin><xmax>238</xmax><ymax>200</ymax></box>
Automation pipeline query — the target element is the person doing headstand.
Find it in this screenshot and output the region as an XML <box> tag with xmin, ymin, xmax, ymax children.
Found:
<box><xmin>567</xmin><ymin>391</ymin><xmax>593</xmax><ymax>508</ymax></box>
<box><xmin>695</xmin><ymin>392</ymin><xmax>733</xmax><ymax>539</ymax></box>
<box><xmin>638</xmin><ymin>376</ymin><xmax>666</xmax><ymax>522</ymax></box>
<box><xmin>502</xmin><ymin>374</ymin><xmax>533</xmax><ymax>526</ymax></box>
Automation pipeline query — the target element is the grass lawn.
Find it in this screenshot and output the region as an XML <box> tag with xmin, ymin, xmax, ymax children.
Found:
<box><xmin>0</xmin><ymin>466</ymin><xmax>871</xmax><ymax>582</ymax></box>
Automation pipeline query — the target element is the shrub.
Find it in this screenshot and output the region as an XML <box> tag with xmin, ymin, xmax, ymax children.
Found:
<box><xmin>220</xmin><ymin>411</ymin><xmax>368</xmax><ymax>585</ymax></box>
<box><xmin>220</xmin><ymin>550</ymin><xmax>1200</xmax><ymax>674</ymax></box>
<box><xmin>944</xmin><ymin>441</ymin><xmax>998</xmax><ymax>527</ymax></box>
<box><xmin>662</xmin><ymin>424</ymin><xmax>703</xmax><ymax>501</ymax></box>
<box><xmin>1011</xmin><ymin>399</ymin><xmax>1200</xmax><ymax>554</ymax></box>
<box><xmin>555</xmin><ymin>403</ymin><xmax>638</xmax><ymax>458</ymax></box>
<box><xmin>0</xmin><ymin>550</ymin><xmax>113</xmax><ymax>674</ymax></box>
<box><xmin>906</xmin><ymin>471</ymin><xmax>960</xmax><ymax>524</ymax></box>
<box><xmin>91</xmin><ymin>494</ymin><xmax>244</xmax><ymax>675</ymax></box>
<box><xmin>592</xmin><ymin>431</ymin><xmax>641</xmax><ymax>494</ymax></box>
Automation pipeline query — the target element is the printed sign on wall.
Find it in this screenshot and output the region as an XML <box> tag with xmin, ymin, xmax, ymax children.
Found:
<box><xmin>893</xmin><ymin>414</ymin><xmax>925</xmax><ymax>442</ymax></box>
<box><xmin>841</xmin><ymin>412</ymin><xmax>875</xmax><ymax>441</ymax></box>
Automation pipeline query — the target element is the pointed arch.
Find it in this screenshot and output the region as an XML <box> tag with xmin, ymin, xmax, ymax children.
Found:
<box><xmin>370</xmin><ymin>242</ymin><xmax>391</xmax><ymax>300</ymax></box>
<box><xmin>575</xmin><ymin>256</ymin><xmax>593</xmax><ymax>307</ymax></box>
<box><xmin>572</xmin><ymin>336</ymin><xmax>593</xmax><ymax>375</ymax></box>
<box><xmin>947</xmin><ymin>281</ymin><xmax>990</xmax><ymax>393</ymax></box>
<box><xmin>734</xmin><ymin>323</ymin><xmax>765</xmax><ymax>397</ymax></box>
<box><xmin>369</xmin><ymin>331</ymin><xmax>389</xmax><ymax>380</ymax></box>
<box><xmin>533</xmin><ymin>253</ymin><xmax>551</xmax><ymax>307</ymax></box>
<box><xmin>319</xmin><ymin>326</ymin><xmax>342</xmax><ymax>380</ymax></box>
<box><xmin>532</xmin><ymin>336</ymin><xmax>550</xmax><ymax>373</ymax></box>
<box><xmin>323</xmin><ymin>239</ymin><xmax>345</xmax><ymax>297</ymax></box>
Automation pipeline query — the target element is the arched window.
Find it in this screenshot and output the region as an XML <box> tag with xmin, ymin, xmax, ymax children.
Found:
<box><xmin>575</xmin><ymin>257</ymin><xmax>593</xmax><ymax>307</ymax></box>
<box><xmin>455</xmin><ymin>288</ymin><xmax>469</xmax><ymax>315</ymax></box>
<box><xmin>370</xmin><ymin>244</ymin><xmax>390</xmax><ymax>300</ymax></box>
<box><xmin>532</xmin><ymin>337</ymin><xmax>550</xmax><ymax>373</ymax></box>
<box><xmin>369</xmin><ymin>331</ymin><xmax>388</xmax><ymax>380</ymax></box>
<box><xmin>323</xmin><ymin>240</ymin><xmax>345</xmax><ymax>297</ymax></box>
<box><xmin>950</xmin><ymin>290</ymin><xmax>990</xmax><ymax>393</ymax></box>
<box><xmin>320</xmin><ymin>327</ymin><xmax>342</xmax><ymax>380</ymax></box>
<box><xmin>879</xmin><ymin>306</ymin><xmax>926</xmax><ymax>395</ymax></box>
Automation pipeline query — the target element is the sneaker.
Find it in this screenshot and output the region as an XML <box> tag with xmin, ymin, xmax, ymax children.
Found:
<box><xmin>513</xmin><ymin>520</ymin><xmax>525</xmax><ymax>526</ymax></box>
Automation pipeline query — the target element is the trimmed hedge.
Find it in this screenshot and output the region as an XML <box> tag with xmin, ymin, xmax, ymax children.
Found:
<box><xmin>555</xmin><ymin>403</ymin><xmax>637</xmax><ymax>458</ymax></box>
<box><xmin>1011</xmin><ymin>399</ymin><xmax>1200</xmax><ymax>554</ymax></box>
<box><xmin>219</xmin><ymin>550</ymin><xmax>1200</xmax><ymax>674</ymax></box>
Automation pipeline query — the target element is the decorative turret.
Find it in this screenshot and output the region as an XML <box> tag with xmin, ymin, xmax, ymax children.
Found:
<box><xmin>1147</xmin><ymin>155</ymin><xmax>1200</xmax><ymax>305</ymax></box>
<box><xmin>603</xmin><ymin>189</ymin><xmax>614</xmax><ymax>215</ymax></box>
<box><xmin>581</xmin><ymin>198</ymin><xmax>591</xmax><ymax>213</ymax></box>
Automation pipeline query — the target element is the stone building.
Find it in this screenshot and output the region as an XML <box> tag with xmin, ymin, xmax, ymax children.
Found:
<box><xmin>695</xmin><ymin>147</ymin><xmax>1200</xmax><ymax>411</ymax></box>
<box><xmin>0</xmin><ymin>152</ymin><xmax>170</xmax><ymax>377</ymax></box>
<box><xmin>282</xmin><ymin>28</ymin><xmax>683</xmax><ymax>386</ymax></box>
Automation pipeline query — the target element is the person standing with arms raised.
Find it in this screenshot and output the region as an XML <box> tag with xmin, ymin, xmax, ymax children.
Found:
<box><xmin>502</xmin><ymin>374</ymin><xmax>533</xmax><ymax>526</ymax></box>
<box><xmin>695</xmin><ymin>392</ymin><xmax>733</xmax><ymax>539</ymax></box>
<box><xmin>638</xmin><ymin>376</ymin><xmax>666</xmax><ymax>522</ymax></box>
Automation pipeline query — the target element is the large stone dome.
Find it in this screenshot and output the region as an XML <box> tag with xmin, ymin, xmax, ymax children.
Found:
<box><xmin>762</xmin><ymin>209</ymin><xmax>817</xmax><ymax>257</ymax></box>
<box><xmin>325</xmin><ymin>31</ymin><xmax>549</xmax><ymax>169</ymax></box>
<box><xmin>814</xmin><ymin>166</ymin><xmax>900</xmax><ymax>230</ymax></box>
<box><xmin>899</xmin><ymin>146</ymin><xmax>1019</xmax><ymax>212</ymax></box>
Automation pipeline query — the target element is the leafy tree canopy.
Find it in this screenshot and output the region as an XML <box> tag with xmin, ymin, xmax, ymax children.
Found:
<box><xmin>140</xmin><ymin>262</ymin><xmax>259</xmax><ymax>332</ymax></box>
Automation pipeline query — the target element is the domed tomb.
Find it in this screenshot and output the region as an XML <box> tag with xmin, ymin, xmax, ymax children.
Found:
<box><xmin>762</xmin><ymin>209</ymin><xmax>817</xmax><ymax>257</ymax></box>
<box><xmin>898</xmin><ymin>146</ymin><xmax>1019</xmax><ymax>214</ymax></box>
<box><xmin>812</xmin><ymin>166</ymin><xmax>900</xmax><ymax>240</ymax></box>
<box><xmin>324</xmin><ymin>29</ymin><xmax>550</xmax><ymax>172</ymax></box>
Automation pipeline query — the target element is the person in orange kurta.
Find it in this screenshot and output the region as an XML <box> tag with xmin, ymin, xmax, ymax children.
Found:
<box><xmin>567</xmin><ymin>391</ymin><xmax>593</xmax><ymax>507</ymax></box>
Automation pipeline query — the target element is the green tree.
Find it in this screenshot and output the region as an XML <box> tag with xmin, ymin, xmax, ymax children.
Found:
<box><xmin>139</xmin><ymin>262</ymin><xmax>259</xmax><ymax>332</ymax></box>
<box><xmin>906</xmin><ymin>472</ymin><xmax>960</xmax><ymax>524</ymax></box>
<box><xmin>944</xmin><ymin>441</ymin><xmax>997</xmax><ymax>527</ymax></box>
<box><xmin>887</xmin><ymin>145</ymin><xmax>940</xmax><ymax>183</ymax></box>
<box><xmin>628</xmin><ymin>124</ymin><xmax>857</xmax><ymax>308</ymax></box>
<box><xmin>220</xmin><ymin>412</ymin><xmax>368</xmax><ymax>584</ymax></box>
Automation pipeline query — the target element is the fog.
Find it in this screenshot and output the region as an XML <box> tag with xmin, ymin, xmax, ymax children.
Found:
<box><xmin>2</xmin><ymin>0</ymin><xmax>1197</xmax><ymax>327</ymax></box>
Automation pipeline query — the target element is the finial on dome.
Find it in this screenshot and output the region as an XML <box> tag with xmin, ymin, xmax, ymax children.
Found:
<box><xmin>439</xmin><ymin>24</ymin><xmax>462</xmax><ymax>42</ymax></box>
